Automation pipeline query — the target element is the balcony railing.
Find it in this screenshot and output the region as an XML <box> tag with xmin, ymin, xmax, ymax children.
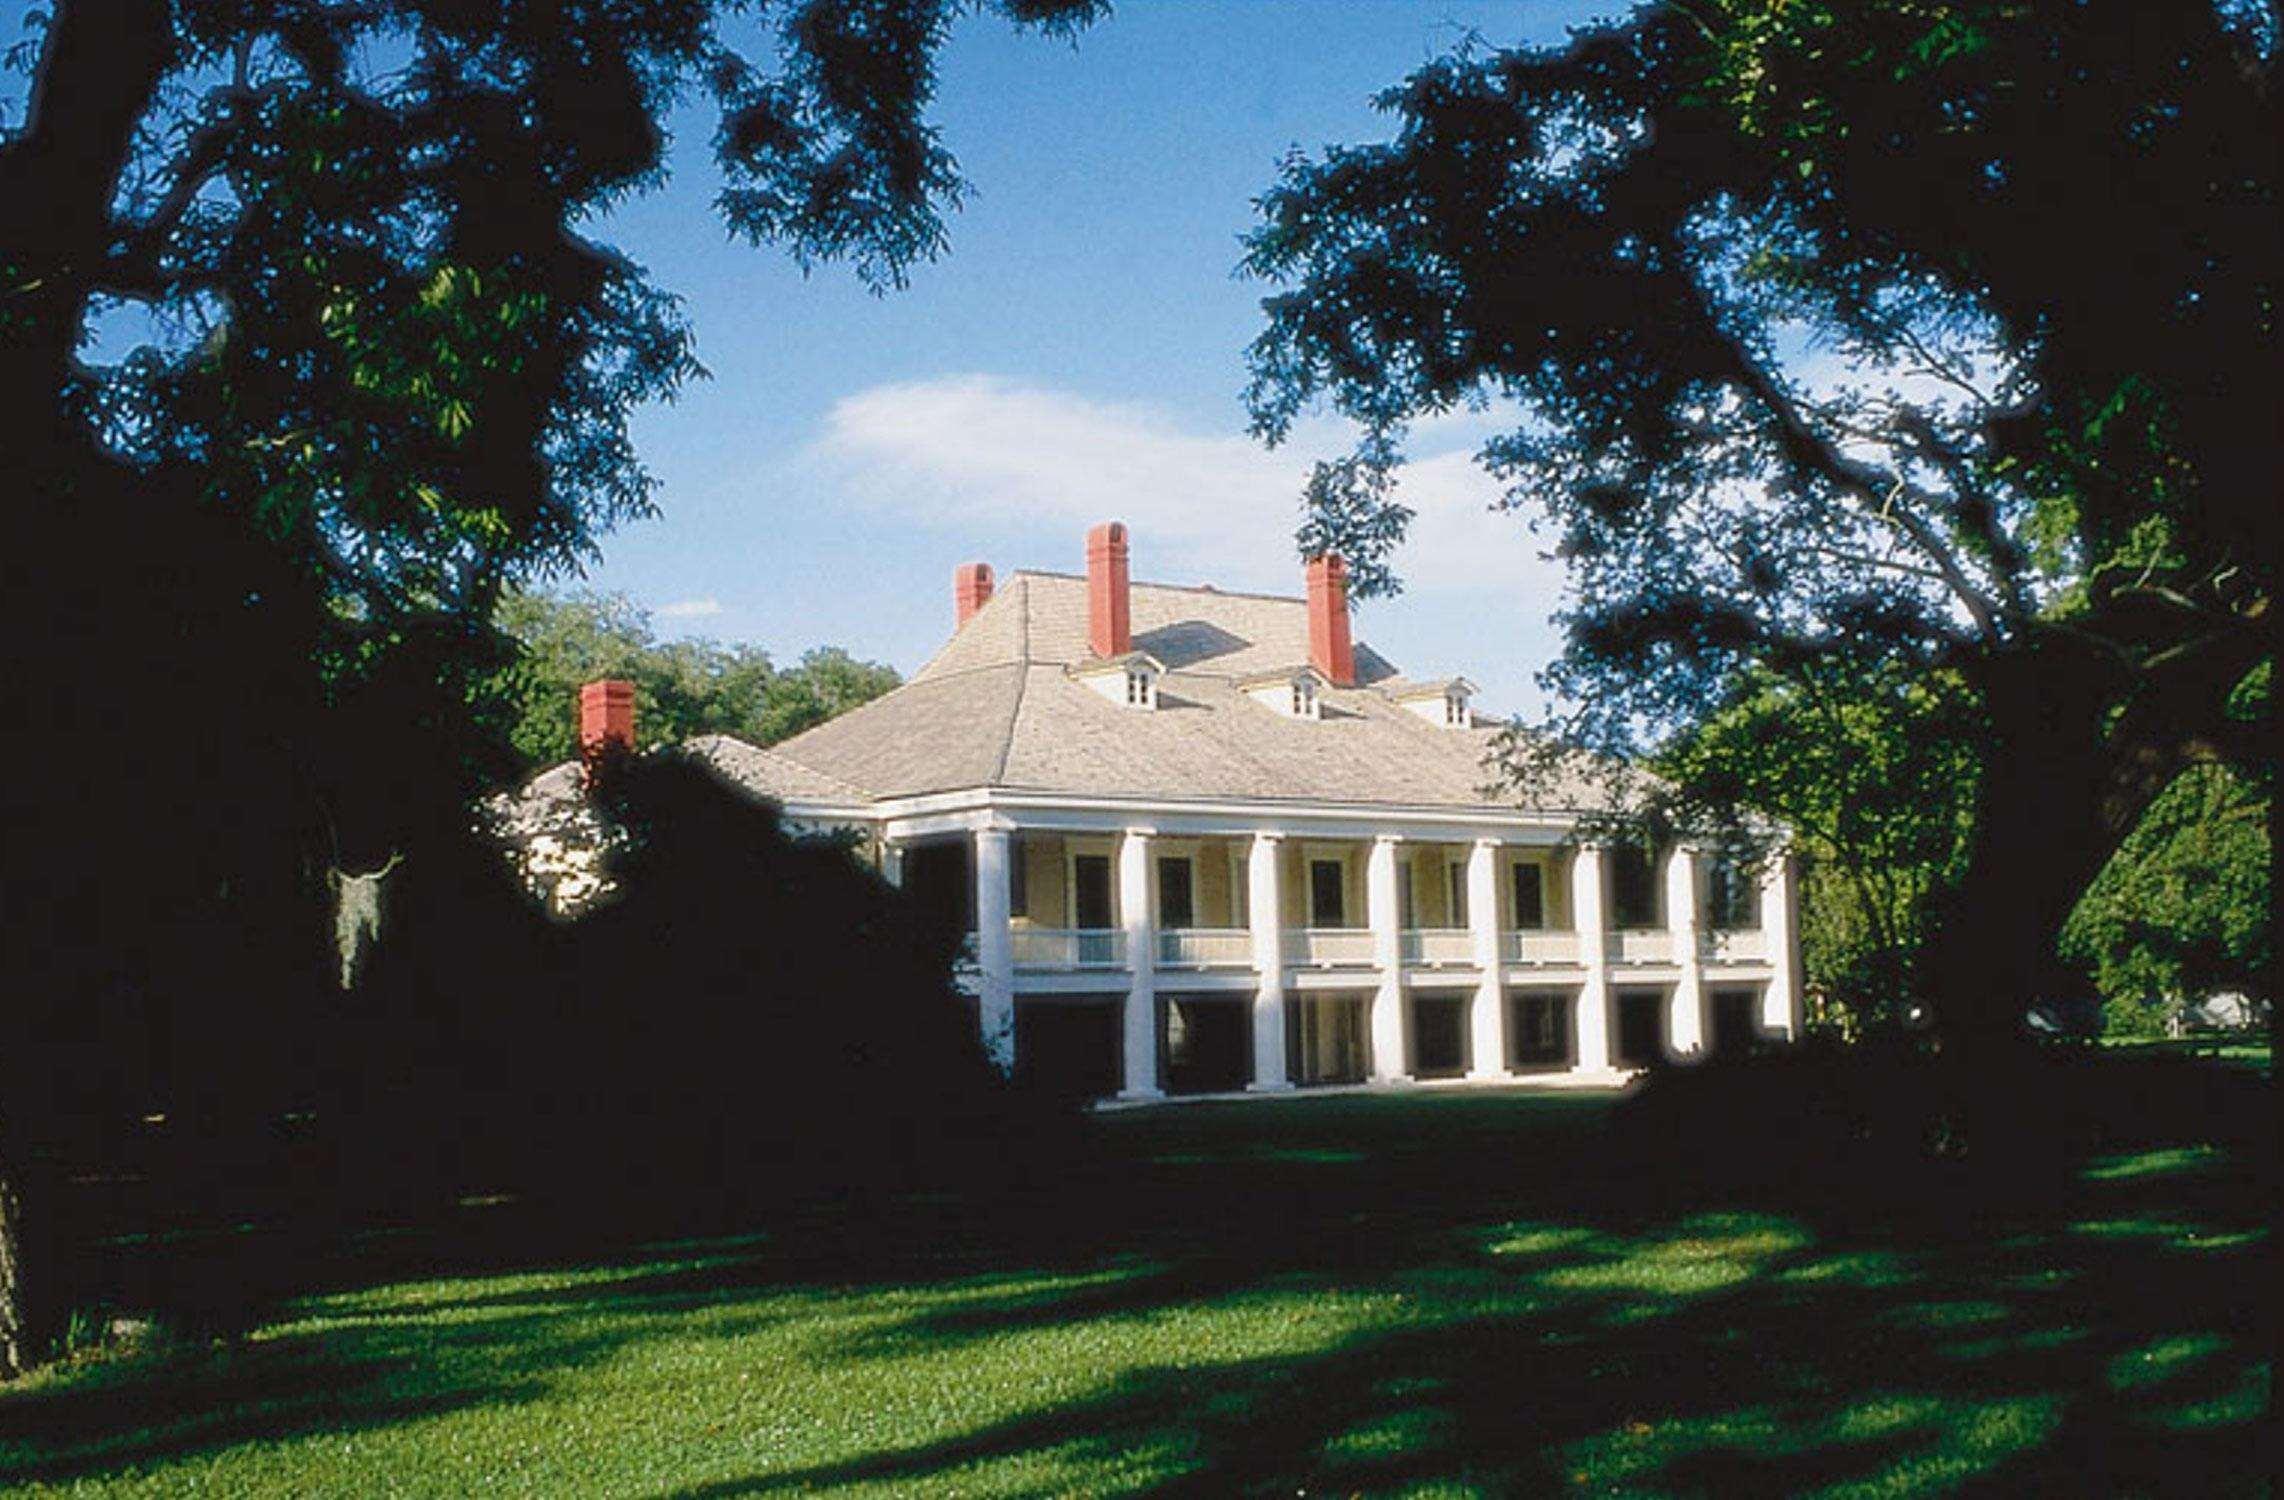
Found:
<box><xmin>1607</xmin><ymin>930</ymin><xmax>1675</xmax><ymax>965</ymax></box>
<box><xmin>1011</xmin><ymin>927</ymin><xmax>1126</xmax><ymax>970</ymax></box>
<box><xmin>1701</xmin><ymin>928</ymin><xmax>1768</xmax><ymax>963</ymax></box>
<box><xmin>1504</xmin><ymin>929</ymin><xmax>1581</xmax><ymax>966</ymax></box>
<box><xmin>1399</xmin><ymin>928</ymin><xmax>1476</xmax><ymax>967</ymax></box>
<box><xmin>1282</xmin><ymin>928</ymin><xmax>1377</xmax><ymax>968</ymax></box>
<box><xmin>1157</xmin><ymin>928</ymin><xmax>1254</xmax><ymax>969</ymax></box>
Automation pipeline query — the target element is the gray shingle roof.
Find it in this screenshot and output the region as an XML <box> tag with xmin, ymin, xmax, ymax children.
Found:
<box><xmin>912</xmin><ymin>572</ymin><xmax>1400</xmax><ymax>684</ymax></box>
<box><xmin>714</xmin><ymin>571</ymin><xmax>1609</xmax><ymax>814</ymax></box>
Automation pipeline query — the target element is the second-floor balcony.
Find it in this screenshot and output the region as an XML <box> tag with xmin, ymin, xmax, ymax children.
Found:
<box><xmin>1504</xmin><ymin>930</ymin><xmax>1582</xmax><ymax>966</ymax></box>
<box><xmin>1701</xmin><ymin>928</ymin><xmax>1768</xmax><ymax>963</ymax></box>
<box><xmin>1399</xmin><ymin>928</ymin><xmax>1475</xmax><ymax>968</ymax></box>
<box><xmin>1012</xmin><ymin>927</ymin><xmax>1126</xmax><ymax>971</ymax></box>
<box><xmin>999</xmin><ymin>923</ymin><xmax>1775</xmax><ymax>976</ymax></box>
<box><xmin>1608</xmin><ymin>930</ymin><xmax>1675</xmax><ymax>965</ymax></box>
<box><xmin>1282</xmin><ymin>928</ymin><xmax>1377</xmax><ymax>969</ymax></box>
<box><xmin>1157</xmin><ymin>927</ymin><xmax>1253</xmax><ymax>969</ymax></box>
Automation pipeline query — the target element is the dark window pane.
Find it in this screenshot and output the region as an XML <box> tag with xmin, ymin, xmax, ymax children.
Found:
<box><xmin>1708</xmin><ymin>858</ymin><xmax>1760</xmax><ymax>929</ymax></box>
<box><xmin>1611</xmin><ymin>845</ymin><xmax>1660</xmax><ymax>929</ymax></box>
<box><xmin>1158</xmin><ymin>856</ymin><xmax>1194</xmax><ymax>928</ymax></box>
<box><xmin>1397</xmin><ymin>864</ymin><xmax>1415</xmax><ymax>928</ymax></box>
<box><xmin>1073</xmin><ymin>854</ymin><xmax>1113</xmax><ymax>929</ymax></box>
<box><xmin>1008</xmin><ymin>835</ymin><xmax>1027</xmax><ymax>918</ymax></box>
<box><xmin>1509</xmin><ymin>991</ymin><xmax>1572</xmax><ymax>1068</ymax></box>
<box><xmin>1310</xmin><ymin>860</ymin><xmax>1345</xmax><ymax>926</ymax></box>
<box><xmin>1511</xmin><ymin>863</ymin><xmax>1545</xmax><ymax>930</ymax></box>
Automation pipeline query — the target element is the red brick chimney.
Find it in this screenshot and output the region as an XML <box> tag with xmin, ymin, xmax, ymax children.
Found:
<box><xmin>1306</xmin><ymin>554</ymin><xmax>1356</xmax><ymax>687</ymax></box>
<box><xmin>954</xmin><ymin>561</ymin><xmax>994</xmax><ymax>626</ymax></box>
<box><xmin>579</xmin><ymin>679</ymin><xmax>636</xmax><ymax>763</ymax></box>
<box><xmin>1087</xmin><ymin>521</ymin><xmax>1131</xmax><ymax>658</ymax></box>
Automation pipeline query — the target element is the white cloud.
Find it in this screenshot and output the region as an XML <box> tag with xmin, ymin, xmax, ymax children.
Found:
<box><xmin>802</xmin><ymin>374</ymin><xmax>1562</xmax><ymax>599</ymax></box>
<box><xmin>656</xmin><ymin>596</ymin><xmax>724</xmax><ymax>620</ymax></box>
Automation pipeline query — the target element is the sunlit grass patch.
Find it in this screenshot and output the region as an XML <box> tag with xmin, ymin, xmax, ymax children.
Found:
<box><xmin>1561</xmin><ymin>1392</ymin><xmax>2065</xmax><ymax>1499</ymax></box>
<box><xmin>2082</xmin><ymin>1145</ymin><xmax>2227</xmax><ymax>1182</ymax></box>
<box><xmin>1781</xmin><ymin>1249</ymin><xmax>1924</xmax><ymax>1293</ymax></box>
<box><xmin>1539</xmin><ymin>1214</ymin><xmax>1809</xmax><ymax>1301</ymax></box>
<box><xmin>2109</xmin><ymin>1332</ymin><xmax>2229</xmax><ymax>1391</ymax></box>
<box><xmin>1323</xmin><ymin>1405</ymin><xmax>1454</xmax><ymax>1459</ymax></box>
<box><xmin>1479</xmin><ymin>1223</ymin><xmax>1602</xmax><ymax>1259</ymax></box>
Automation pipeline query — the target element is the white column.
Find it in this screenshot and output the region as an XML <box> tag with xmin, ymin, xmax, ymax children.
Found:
<box><xmin>1366</xmin><ymin>835</ymin><xmax>1407</xmax><ymax>1082</ymax></box>
<box><xmin>1247</xmin><ymin>832</ymin><xmax>1290</xmax><ymax>1091</ymax></box>
<box><xmin>1465</xmin><ymin>838</ymin><xmax>1505</xmax><ymax>1079</ymax></box>
<box><xmin>879</xmin><ymin>840</ymin><xmax>906</xmax><ymax>887</ymax></box>
<box><xmin>1666</xmin><ymin>844</ymin><xmax>1706</xmax><ymax>1059</ymax></box>
<box><xmin>1572</xmin><ymin>844</ymin><xmax>1613</xmax><ymax>1075</ymax></box>
<box><xmin>1117</xmin><ymin>827</ymin><xmax>1160</xmax><ymax>1099</ymax></box>
<box><xmin>1761</xmin><ymin>850</ymin><xmax>1802</xmax><ymax>1041</ymax></box>
<box><xmin>971</xmin><ymin>826</ymin><xmax>1015</xmax><ymax>1076</ymax></box>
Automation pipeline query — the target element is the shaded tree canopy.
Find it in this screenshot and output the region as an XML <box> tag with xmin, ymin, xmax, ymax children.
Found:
<box><xmin>1243</xmin><ymin>0</ymin><xmax>2275</xmax><ymax>1042</ymax></box>
<box><xmin>493</xmin><ymin>589</ymin><xmax>898</xmax><ymax>768</ymax></box>
<box><xmin>0</xmin><ymin>0</ymin><xmax>1102</xmax><ymax>1373</ymax></box>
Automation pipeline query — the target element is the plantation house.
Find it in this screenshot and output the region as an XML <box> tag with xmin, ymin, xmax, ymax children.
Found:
<box><xmin>564</xmin><ymin>522</ymin><xmax>1802</xmax><ymax>1101</ymax></box>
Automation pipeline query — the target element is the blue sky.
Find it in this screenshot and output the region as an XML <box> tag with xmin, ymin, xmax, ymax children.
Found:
<box><xmin>583</xmin><ymin>1</ymin><xmax>1629</xmax><ymax>715</ymax></box>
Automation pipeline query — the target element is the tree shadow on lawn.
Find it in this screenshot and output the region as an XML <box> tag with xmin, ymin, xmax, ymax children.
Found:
<box><xmin>0</xmin><ymin>1087</ymin><xmax>2272</xmax><ymax>1494</ymax></box>
<box><xmin>679</xmin><ymin>1148</ymin><xmax>2273</xmax><ymax>1496</ymax></box>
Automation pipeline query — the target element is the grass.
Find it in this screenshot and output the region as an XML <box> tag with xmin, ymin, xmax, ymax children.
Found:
<box><xmin>0</xmin><ymin>1084</ymin><xmax>2273</xmax><ymax>1497</ymax></box>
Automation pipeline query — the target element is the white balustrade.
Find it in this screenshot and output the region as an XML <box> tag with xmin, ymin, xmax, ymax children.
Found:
<box><xmin>1701</xmin><ymin>928</ymin><xmax>1768</xmax><ymax>963</ymax></box>
<box><xmin>1607</xmin><ymin>930</ymin><xmax>1675</xmax><ymax>965</ymax></box>
<box><xmin>1010</xmin><ymin>927</ymin><xmax>1127</xmax><ymax>970</ymax></box>
<box><xmin>1399</xmin><ymin>928</ymin><xmax>1476</xmax><ymax>967</ymax></box>
<box><xmin>1503</xmin><ymin>929</ymin><xmax>1582</xmax><ymax>966</ymax></box>
<box><xmin>1281</xmin><ymin>928</ymin><xmax>1378</xmax><ymax>968</ymax></box>
<box><xmin>1157</xmin><ymin>928</ymin><xmax>1255</xmax><ymax>968</ymax></box>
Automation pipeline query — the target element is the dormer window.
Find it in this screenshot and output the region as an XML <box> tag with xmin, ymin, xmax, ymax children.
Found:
<box><xmin>1071</xmin><ymin>651</ymin><xmax>1164</xmax><ymax>710</ymax></box>
<box><xmin>1393</xmin><ymin>677</ymin><xmax>1477</xmax><ymax>727</ymax></box>
<box><xmin>1242</xmin><ymin>666</ymin><xmax>1327</xmax><ymax>720</ymax></box>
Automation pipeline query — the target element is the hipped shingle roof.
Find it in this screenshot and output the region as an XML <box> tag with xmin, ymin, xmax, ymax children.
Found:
<box><xmin>710</xmin><ymin>572</ymin><xmax>1606</xmax><ymax>813</ymax></box>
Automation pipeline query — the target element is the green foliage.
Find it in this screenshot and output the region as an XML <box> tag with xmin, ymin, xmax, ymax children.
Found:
<box><xmin>1242</xmin><ymin>0</ymin><xmax>2274</xmax><ymax>1033</ymax></box>
<box><xmin>2063</xmin><ymin>764</ymin><xmax>2272</xmax><ymax>1013</ymax></box>
<box><xmin>494</xmin><ymin>589</ymin><xmax>898</xmax><ymax>768</ymax></box>
<box><xmin>1659</xmin><ymin>666</ymin><xmax>1980</xmax><ymax>1032</ymax></box>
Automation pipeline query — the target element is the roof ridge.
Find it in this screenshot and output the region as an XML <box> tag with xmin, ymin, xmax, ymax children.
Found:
<box><xmin>690</xmin><ymin>733</ymin><xmax>873</xmax><ymax>802</ymax></box>
<box><xmin>1006</xmin><ymin>569</ymin><xmax>1307</xmax><ymax>607</ymax></box>
<box><xmin>989</xmin><ymin>655</ymin><xmax>1031</xmax><ymax>786</ymax></box>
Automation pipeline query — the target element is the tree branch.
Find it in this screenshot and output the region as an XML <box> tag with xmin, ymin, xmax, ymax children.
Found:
<box><xmin>1708</xmin><ymin>318</ymin><xmax>2008</xmax><ymax>640</ymax></box>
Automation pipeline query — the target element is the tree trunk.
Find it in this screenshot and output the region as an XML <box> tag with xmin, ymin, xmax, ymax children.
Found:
<box><xmin>0</xmin><ymin>1149</ymin><xmax>59</xmax><ymax>1379</ymax></box>
<box><xmin>1919</xmin><ymin>643</ymin><xmax>2122</xmax><ymax>1062</ymax></box>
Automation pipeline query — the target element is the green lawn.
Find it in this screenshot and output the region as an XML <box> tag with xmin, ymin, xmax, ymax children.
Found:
<box><xmin>0</xmin><ymin>1085</ymin><xmax>2271</xmax><ymax>1497</ymax></box>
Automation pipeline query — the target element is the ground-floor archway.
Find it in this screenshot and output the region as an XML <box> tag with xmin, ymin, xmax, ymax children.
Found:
<box><xmin>1708</xmin><ymin>985</ymin><xmax>1767</xmax><ymax>1057</ymax></box>
<box><xmin>1407</xmin><ymin>992</ymin><xmax>1468</xmax><ymax>1078</ymax></box>
<box><xmin>1613</xmin><ymin>986</ymin><xmax>1667</xmax><ymax>1068</ymax></box>
<box><xmin>1013</xmin><ymin>995</ymin><xmax>1121</xmax><ymax>1101</ymax></box>
<box><xmin>1162</xmin><ymin>993</ymin><xmax>1251</xmax><ymax>1094</ymax></box>
<box><xmin>1508</xmin><ymin>987</ymin><xmax>1576</xmax><ymax>1073</ymax></box>
<box><xmin>1288</xmin><ymin>992</ymin><xmax>1369</xmax><ymax>1086</ymax></box>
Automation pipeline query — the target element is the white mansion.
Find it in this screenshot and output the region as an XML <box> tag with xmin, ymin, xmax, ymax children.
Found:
<box><xmin>572</xmin><ymin>522</ymin><xmax>1802</xmax><ymax>1101</ymax></box>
